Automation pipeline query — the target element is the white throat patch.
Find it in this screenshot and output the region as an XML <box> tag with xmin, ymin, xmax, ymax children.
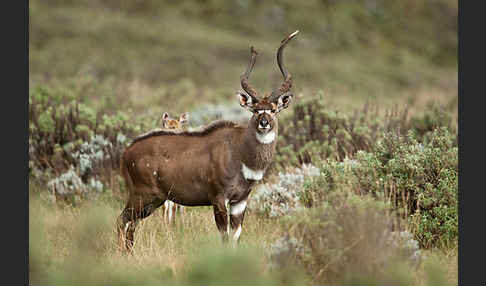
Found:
<box><xmin>241</xmin><ymin>163</ymin><xmax>264</xmax><ymax>181</ymax></box>
<box><xmin>256</xmin><ymin>131</ymin><xmax>275</xmax><ymax>144</ymax></box>
<box><xmin>256</xmin><ymin>131</ymin><xmax>276</xmax><ymax>144</ymax></box>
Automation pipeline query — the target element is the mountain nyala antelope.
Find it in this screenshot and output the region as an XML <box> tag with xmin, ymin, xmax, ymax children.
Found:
<box><xmin>161</xmin><ymin>112</ymin><xmax>188</xmax><ymax>131</ymax></box>
<box><xmin>117</xmin><ymin>30</ymin><xmax>299</xmax><ymax>252</ymax></box>
<box><xmin>160</xmin><ymin>112</ymin><xmax>188</xmax><ymax>224</ymax></box>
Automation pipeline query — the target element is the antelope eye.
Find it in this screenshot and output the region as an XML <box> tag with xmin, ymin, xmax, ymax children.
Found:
<box><xmin>271</xmin><ymin>109</ymin><xmax>276</xmax><ymax>113</ymax></box>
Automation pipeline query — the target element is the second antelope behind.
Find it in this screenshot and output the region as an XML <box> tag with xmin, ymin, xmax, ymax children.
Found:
<box><xmin>161</xmin><ymin>112</ymin><xmax>188</xmax><ymax>131</ymax></box>
<box><xmin>160</xmin><ymin>112</ymin><xmax>188</xmax><ymax>224</ymax></box>
<box><xmin>118</xmin><ymin>31</ymin><xmax>300</xmax><ymax>252</ymax></box>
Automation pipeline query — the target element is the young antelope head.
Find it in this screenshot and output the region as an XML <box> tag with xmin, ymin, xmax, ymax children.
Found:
<box><xmin>161</xmin><ymin>112</ymin><xmax>189</xmax><ymax>130</ymax></box>
<box><xmin>236</xmin><ymin>30</ymin><xmax>298</xmax><ymax>139</ymax></box>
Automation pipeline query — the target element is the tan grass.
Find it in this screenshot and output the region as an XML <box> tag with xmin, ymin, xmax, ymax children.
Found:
<box><xmin>30</xmin><ymin>193</ymin><xmax>281</xmax><ymax>272</ymax></box>
<box><xmin>29</xmin><ymin>188</ymin><xmax>457</xmax><ymax>285</ymax></box>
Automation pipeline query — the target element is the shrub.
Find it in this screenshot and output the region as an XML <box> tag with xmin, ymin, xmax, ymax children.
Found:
<box><xmin>249</xmin><ymin>164</ymin><xmax>320</xmax><ymax>218</ymax></box>
<box><xmin>299</xmin><ymin>127</ymin><xmax>458</xmax><ymax>249</ymax></box>
<box><xmin>409</xmin><ymin>102</ymin><xmax>456</xmax><ymax>140</ymax></box>
<box><xmin>275</xmin><ymin>94</ymin><xmax>456</xmax><ymax>171</ymax></box>
<box><xmin>29</xmin><ymin>84</ymin><xmax>150</xmax><ymax>203</ymax></box>
<box><xmin>372</xmin><ymin>128</ymin><xmax>457</xmax><ymax>248</ymax></box>
<box><xmin>268</xmin><ymin>192</ymin><xmax>423</xmax><ymax>285</ymax></box>
<box><xmin>275</xmin><ymin>94</ymin><xmax>403</xmax><ymax>170</ymax></box>
<box><xmin>271</xmin><ymin>94</ymin><xmax>457</xmax><ymax>248</ymax></box>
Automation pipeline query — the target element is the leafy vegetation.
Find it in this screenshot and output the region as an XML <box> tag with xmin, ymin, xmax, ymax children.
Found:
<box><xmin>269</xmin><ymin>192</ymin><xmax>422</xmax><ymax>285</ymax></box>
<box><xmin>275</xmin><ymin>93</ymin><xmax>456</xmax><ymax>169</ymax></box>
<box><xmin>274</xmin><ymin>96</ymin><xmax>457</xmax><ymax>248</ymax></box>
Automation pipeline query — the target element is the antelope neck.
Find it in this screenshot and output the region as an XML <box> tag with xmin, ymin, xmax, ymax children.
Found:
<box><xmin>238</xmin><ymin>118</ymin><xmax>278</xmax><ymax>172</ymax></box>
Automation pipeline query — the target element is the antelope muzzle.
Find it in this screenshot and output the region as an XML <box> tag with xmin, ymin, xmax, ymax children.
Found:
<box><xmin>256</xmin><ymin>112</ymin><xmax>274</xmax><ymax>133</ymax></box>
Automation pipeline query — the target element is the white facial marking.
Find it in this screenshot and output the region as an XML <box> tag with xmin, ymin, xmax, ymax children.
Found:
<box><xmin>256</xmin><ymin>131</ymin><xmax>276</xmax><ymax>144</ymax></box>
<box><xmin>153</xmin><ymin>171</ymin><xmax>157</xmax><ymax>176</ymax></box>
<box><xmin>233</xmin><ymin>225</ymin><xmax>242</xmax><ymax>241</ymax></box>
<box><xmin>241</xmin><ymin>163</ymin><xmax>264</xmax><ymax>180</ymax></box>
<box><xmin>257</xmin><ymin>110</ymin><xmax>272</xmax><ymax>114</ymax></box>
<box><xmin>230</xmin><ymin>199</ymin><xmax>247</xmax><ymax>216</ymax></box>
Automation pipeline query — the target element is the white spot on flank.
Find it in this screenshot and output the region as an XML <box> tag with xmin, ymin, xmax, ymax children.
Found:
<box><xmin>241</xmin><ymin>163</ymin><xmax>264</xmax><ymax>180</ymax></box>
<box><xmin>233</xmin><ymin>225</ymin><xmax>242</xmax><ymax>241</ymax></box>
<box><xmin>146</xmin><ymin>163</ymin><xmax>150</xmax><ymax>167</ymax></box>
<box><xmin>256</xmin><ymin>131</ymin><xmax>276</xmax><ymax>144</ymax></box>
<box><xmin>230</xmin><ymin>199</ymin><xmax>247</xmax><ymax>216</ymax></box>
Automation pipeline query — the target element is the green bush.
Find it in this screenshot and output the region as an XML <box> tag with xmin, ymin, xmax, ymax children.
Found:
<box><xmin>276</xmin><ymin>94</ymin><xmax>456</xmax><ymax>170</ymax></box>
<box><xmin>372</xmin><ymin>128</ymin><xmax>457</xmax><ymax>248</ymax></box>
<box><xmin>29</xmin><ymin>84</ymin><xmax>151</xmax><ymax>203</ymax></box>
<box><xmin>298</xmin><ymin>127</ymin><xmax>457</xmax><ymax>249</ymax></box>
<box><xmin>269</xmin><ymin>191</ymin><xmax>423</xmax><ymax>285</ymax></box>
<box><xmin>276</xmin><ymin>95</ymin><xmax>383</xmax><ymax>169</ymax></box>
<box><xmin>409</xmin><ymin>102</ymin><xmax>455</xmax><ymax>139</ymax></box>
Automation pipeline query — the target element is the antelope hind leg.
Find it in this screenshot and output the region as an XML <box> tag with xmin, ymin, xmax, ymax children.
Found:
<box><xmin>117</xmin><ymin>194</ymin><xmax>165</xmax><ymax>253</ymax></box>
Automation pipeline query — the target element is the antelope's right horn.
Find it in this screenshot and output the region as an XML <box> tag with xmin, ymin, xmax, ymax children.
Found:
<box><xmin>240</xmin><ymin>46</ymin><xmax>259</xmax><ymax>99</ymax></box>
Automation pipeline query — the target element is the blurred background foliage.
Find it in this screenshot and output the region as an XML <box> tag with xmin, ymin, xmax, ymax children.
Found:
<box><xmin>30</xmin><ymin>0</ymin><xmax>457</xmax><ymax>114</ymax></box>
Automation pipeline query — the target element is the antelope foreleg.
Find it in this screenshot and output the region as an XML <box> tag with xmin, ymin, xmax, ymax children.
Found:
<box><xmin>212</xmin><ymin>200</ymin><xmax>229</xmax><ymax>243</ymax></box>
<box><xmin>230</xmin><ymin>199</ymin><xmax>248</xmax><ymax>246</ymax></box>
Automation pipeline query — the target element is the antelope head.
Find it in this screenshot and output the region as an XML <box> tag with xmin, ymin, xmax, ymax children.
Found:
<box><xmin>237</xmin><ymin>30</ymin><xmax>299</xmax><ymax>142</ymax></box>
<box><xmin>162</xmin><ymin>112</ymin><xmax>189</xmax><ymax>130</ymax></box>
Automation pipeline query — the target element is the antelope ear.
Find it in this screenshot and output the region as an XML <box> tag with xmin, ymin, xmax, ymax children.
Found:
<box><xmin>276</xmin><ymin>93</ymin><xmax>293</xmax><ymax>112</ymax></box>
<box><xmin>236</xmin><ymin>91</ymin><xmax>257</xmax><ymax>110</ymax></box>
<box><xmin>162</xmin><ymin>112</ymin><xmax>169</xmax><ymax>121</ymax></box>
<box><xmin>179</xmin><ymin>112</ymin><xmax>189</xmax><ymax>123</ymax></box>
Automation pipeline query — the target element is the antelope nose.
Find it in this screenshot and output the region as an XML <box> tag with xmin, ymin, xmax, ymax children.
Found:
<box><xmin>259</xmin><ymin>117</ymin><xmax>269</xmax><ymax>127</ymax></box>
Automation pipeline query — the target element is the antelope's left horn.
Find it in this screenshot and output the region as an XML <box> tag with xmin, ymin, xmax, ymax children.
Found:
<box><xmin>271</xmin><ymin>30</ymin><xmax>299</xmax><ymax>100</ymax></box>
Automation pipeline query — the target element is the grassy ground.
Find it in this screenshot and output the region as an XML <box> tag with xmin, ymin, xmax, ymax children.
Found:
<box><xmin>29</xmin><ymin>179</ymin><xmax>457</xmax><ymax>286</ymax></box>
